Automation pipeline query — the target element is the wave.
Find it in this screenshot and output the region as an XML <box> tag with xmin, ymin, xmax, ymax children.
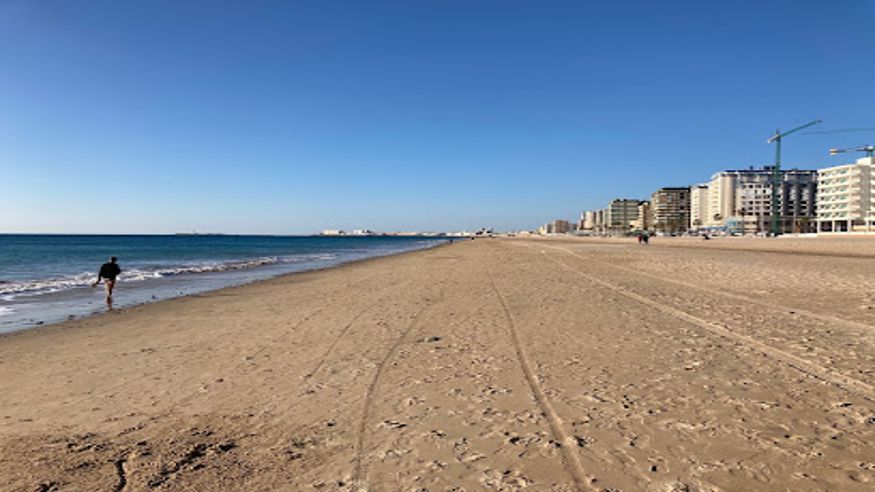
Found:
<box><xmin>0</xmin><ymin>254</ymin><xmax>338</xmax><ymax>299</ymax></box>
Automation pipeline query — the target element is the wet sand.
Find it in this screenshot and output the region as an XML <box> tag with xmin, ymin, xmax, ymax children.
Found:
<box><xmin>2</xmin><ymin>237</ymin><xmax>875</xmax><ymax>491</ymax></box>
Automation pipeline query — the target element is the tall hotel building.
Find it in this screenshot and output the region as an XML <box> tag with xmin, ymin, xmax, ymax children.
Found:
<box><xmin>817</xmin><ymin>157</ymin><xmax>875</xmax><ymax>233</ymax></box>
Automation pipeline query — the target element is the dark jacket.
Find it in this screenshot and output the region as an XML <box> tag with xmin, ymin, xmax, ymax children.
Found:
<box><xmin>99</xmin><ymin>262</ymin><xmax>122</xmax><ymax>281</ymax></box>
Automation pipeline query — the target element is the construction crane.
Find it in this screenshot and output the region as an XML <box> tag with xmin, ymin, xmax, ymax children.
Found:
<box><xmin>767</xmin><ymin>119</ymin><xmax>822</xmax><ymax>236</ymax></box>
<box><xmin>829</xmin><ymin>145</ymin><xmax>875</xmax><ymax>158</ymax></box>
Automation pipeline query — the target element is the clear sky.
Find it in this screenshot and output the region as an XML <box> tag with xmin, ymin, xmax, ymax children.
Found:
<box><xmin>2</xmin><ymin>1</ymin><xmax>874</xmax><ymax>234</ymax></box>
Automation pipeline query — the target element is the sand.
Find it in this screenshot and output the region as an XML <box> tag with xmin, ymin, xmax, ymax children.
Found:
<box><xmin>2</xmin><ymin>237</ymin><xmax>875</xmax><ymax>491</ymax></box>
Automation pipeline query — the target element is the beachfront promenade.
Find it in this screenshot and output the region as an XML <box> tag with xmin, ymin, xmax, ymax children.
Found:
<box><xmin>2</xmin><ymin>237</ymin><xmax>875</xmax><ymax>490</ymax></box>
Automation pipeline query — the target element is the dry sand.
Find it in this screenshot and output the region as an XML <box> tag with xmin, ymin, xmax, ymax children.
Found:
<box><xmin>2</xmin><ymin>237</ymin><xmax>875</xmax><ymax>491</ymax></box>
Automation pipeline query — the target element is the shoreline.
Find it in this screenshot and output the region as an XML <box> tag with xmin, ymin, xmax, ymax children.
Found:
<box><xmin>7</xmin><ymin>234</ymin><xmax>872</xmax><ymax>341</ymax></box>
<box><xmin>0</xmin><ymin>239</ymin><xmax>452</xmax><ymax>339</ymax></box>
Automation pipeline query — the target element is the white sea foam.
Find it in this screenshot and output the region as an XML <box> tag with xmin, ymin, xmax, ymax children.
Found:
<box><xmin>0</xmin><ymin>306</ymin><xmax>13</xmax><ymax>316</ymax></box>
<box><xmin>0</xmin><ymin>254</ymin><xmax>338</xmax><ymax>300</ymax></box>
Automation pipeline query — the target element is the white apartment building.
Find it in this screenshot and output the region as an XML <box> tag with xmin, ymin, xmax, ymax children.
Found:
<box><xmin>706</xmin><ymin>173</ymin><xmax>734</xmax><ymax>226</ymax></box>
<box><xmin>689</xmin><ymin>184</ymin><xmax>709</xmax><ymax>229</ymax></box>
<box><xmin>817</xmin><ymin>157</ymin><xmax>875</xmax><ymax>233</ymax></box>
<box><xmin>581</xmin><ymin>210</ymin><xmax>596</xmax><ymax>231</ymax></box>
<box><xmin>703</xmin><ymin>166</ymin><xmax>816</xmax><ymax>234</ymax></box>
<box><xmin>630</xmin><ymin>201</ymin><xmax>650</xmax><ymax>231</ymax></box>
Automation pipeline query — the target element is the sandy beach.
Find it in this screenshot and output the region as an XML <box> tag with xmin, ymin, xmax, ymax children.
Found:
<box><xmin>2</xmin><ymin>237</ymin><xmax>875</xmax><ymax>491</ymax></box>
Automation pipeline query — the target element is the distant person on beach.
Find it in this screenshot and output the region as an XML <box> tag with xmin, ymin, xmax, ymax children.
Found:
<box><xmin>92</xmin><ymin>256</ymin><xmax>121</xmax><ymax>309</ymax></box>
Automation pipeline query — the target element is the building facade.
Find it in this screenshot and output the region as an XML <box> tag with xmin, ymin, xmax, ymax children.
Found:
<box><xmin>650</xmin><ymin>187</ymin><xmax>690</xmax><ymax>234</ymax></box>
<box><xmin>605</xmin><ymin>199</ymin><xmax>642</xmax><ymax>235</ymax></box>
<box><xmin>539</xmin><ymin>219</ymin><xmax>572</xmax><ymax>234</ymax></box>
<box><xmin>552</xmin><ymin>219</ymin><xmax>571</xmax><ymax>234</ymax></box>
<box><xmin>817</xmin><ymin>157</ymin><xmax>875</xmax><ymax>233</ymax></box>
<box><xmin>581</xmin><ymin>210</ymin><xmax>596</xmax><ymax>231</ymax></box>
<box><xmin>704</xmin><ymin>166</ymin><xmax>817</xmax><ymax>234</ymax></box>
<box><xmin>706</xmin><ymin>173</ymin><xmax>733</xmax><ymax>226</ymax></box>
<box><xmin>689</xmin><ymin>184</ymin><xmax>709</xmax><ymax>230</ymax></box>
<box><xmin>594</xmin><ymin>208</ymin><xmax>606</xmax><ymax>234</ymax></box>
<box><xmin>630</xmin><ymin>201</ymin><xmax>650</xmax><ymax>231</ymax></box>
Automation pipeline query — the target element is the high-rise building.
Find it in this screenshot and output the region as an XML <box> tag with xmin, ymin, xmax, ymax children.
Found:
<box><xmin>650</xmin><ymin>187</ymin><xmax>691</xmax><ymax>234</ymax></box>
<box><xmin>580</xmin><ymin>210</ymin><xmax>596</xmax><ymax>231</ymax></box>
<box><xmin>704</xmin><ymin>166</ymin><xmax>817</xmax><ymax>234</ymax></box>
<box><xmin>706</xmin><ymin>173</ymin><xmax>734</xmax><ymax>226</ymax></box>
<box><xmin>605</xmin><ymin>199</ymin><xmax>642</xmax><ymax>235</ymax></box>
<box><xmin>552</xmin><ymin>219</ymin><xmax>571</xmax><ymax>234</ymax></box>
<box><xmin>630</xmin><ymin>201</ymin><xmax>650</xmax><ymax>231</ymax></box>
<box><xmin>689</xmin><ymin>184</ymin><xmax>709</xmax><ymax>230</ymax></box>
<box><xmin>816</xmin><ymin>157</ymin><xmax>875</xmax><ymax>233</ymax></box>
<box><xmin>595</xmin><ymin>208</ymin><xmax>606</xmax><ymax>234</ymax></box>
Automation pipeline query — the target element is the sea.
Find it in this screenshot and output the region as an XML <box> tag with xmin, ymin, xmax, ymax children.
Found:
<box><xmin>0</xmin><ymin>234</ymin><xmax>447</xmax><ymax>333</ymax></box>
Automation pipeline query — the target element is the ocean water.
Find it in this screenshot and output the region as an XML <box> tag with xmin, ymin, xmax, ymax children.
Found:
<box><xmin>0</xmin><ymin>234</ymin><xmax>446</xmax><ymax>333</ymax></box>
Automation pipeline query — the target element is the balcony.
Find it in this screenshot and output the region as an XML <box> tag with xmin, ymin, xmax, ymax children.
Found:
<box><xmin>818</xmin><ymin>189</ymin><xmax>856</xmax><ymax>198</ymax></box>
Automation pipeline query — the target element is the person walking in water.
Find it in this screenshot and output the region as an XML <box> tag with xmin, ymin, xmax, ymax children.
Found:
<box><xmin>92</xmin><ymin>256</ymin><xmax>122</xmax><ymax>309</ymax></box>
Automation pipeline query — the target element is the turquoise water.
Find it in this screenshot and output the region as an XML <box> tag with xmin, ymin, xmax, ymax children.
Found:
<box><xmin>0</xmin><ymin>234</ymin><xmax>446</xmax><ymax>332</ymax></box>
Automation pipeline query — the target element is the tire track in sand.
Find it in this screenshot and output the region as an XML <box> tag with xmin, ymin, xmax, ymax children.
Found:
<box><xmin>260</xmin><ymin>287</ymin><xmax>426</xmax><ymax>448</ymax></box>
<box><xmin>350</xmin><ymin>303</ymin><xmax>430</xmax><ymax>491</ymax></box>
<box><xmin>179</xmin><ymin>276</ymin><xmax>404</xmax><ymax>413</ymax></box>
<box><xmin>541</xmin><ymin>250</ymin><xmax>875</xmax><ymax>404</ymax></box>
<box><xmin>126</xmin><ymin>279</ymin><xmax>408</xmax><ymax>472</ymax></box>
<box><xmin>302</xmin><ymin>300</ymin><xmax>381</xmax><ymax>381</ymax></box>
<box><xmin>347</xmin><ymin>276</ymin><xmax>491</xmax><ymax>491</ymax></box>
<box><xmin>79</xmin><ymin>277</ymin><xmax>384</xmax><ymax>415</ymax></box>
<box><xmin>546</xmin><ymin>243</ymin><xmax>875</xmax><ymax>336</ymax></box>
<box><xmin>488</xmin><ymin>272</ymin><xmax>591</xmax><ymax>492</ymax></box>
<box><xmin>350</xmin><ymin>275</ymin><xmax>452</xmax><ymax>491</ymax></box>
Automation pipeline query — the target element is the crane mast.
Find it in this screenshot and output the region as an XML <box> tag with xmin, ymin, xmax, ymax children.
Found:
<box><xmin>766</xmin><ymin>120</ymin><xmax>822</xmax><ymax>236</ymax></box>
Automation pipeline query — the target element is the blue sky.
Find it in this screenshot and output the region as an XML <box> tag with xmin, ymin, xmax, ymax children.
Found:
<box><xmin>2</xmin><ymin>1</ymin><xmax>874</xmax><ymax>233</ymax></box>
